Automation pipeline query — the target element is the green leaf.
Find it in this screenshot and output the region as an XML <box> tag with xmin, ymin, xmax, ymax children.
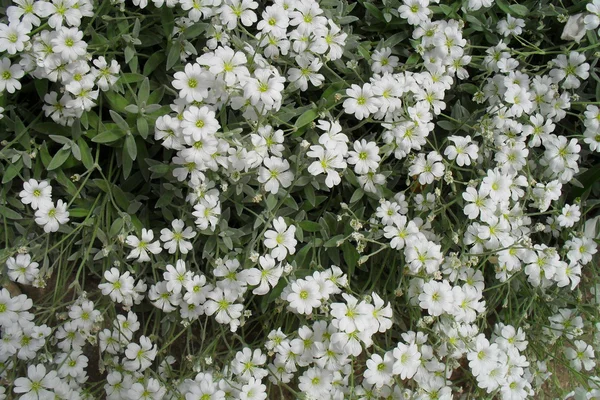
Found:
<box><xmin>342</xmin><ymin>242</ymin><xmax>359</xmax><ymax>277</ymax></box>
<box><xmin>0</xmin><ymin>206</ymin><xmax>21</xmax><ymax>220</ymax></box>
<box><xmin>33</xmin><ymin>122</ymin><xmax>71</xmax><ymax>136</ymax></box>
<box><xmin>509</xmin><ymin>4</ymin><xmax>528</xmax><ymax>16</ymax></box>
<box><xmin>122</xmin><ymin>146</ymin><xmax>133</xmax><ymax>179</ymax></box>
<box><xmin>384</xmin><ymin>32</ymin><xmax>409</xmax><ymax>48</ymax></box>
<box><xmin>47</xmin><ymin>148</ymin><xmax>72</xmax><ymax>171</ymax></box>
<box><xmin>78</xmin><ymin>138</ymin><xmax>94</xmax><ymax>170</ymax></box>
<box><xmin>2</xmin><ymin>160</ymin><xmax>23</xmax><ymax>183</ymax></box>
<box><xmin>124</xmin><ymin>45</ymin><xmax>135</xmax><ymax>64</ymax></box>
<box><xmin>184</xmin><ymin>23</ymin><xmax>208</xmax><ymax>39</ymax></box>
<box><xmin>104</xmin><ymin>91</ymin><xmax>129</xmax><ymax>113</ymax></box>
<box><xmin>299</xmin><ymin>220</ymin><xmax>321</xmax><ymax>232</ymax></box>
<box><xmin>265</xmin><ymin>194</ymin><xmax>277</xmax><ymax>211</ymax></box>
<box><xmin>324</xmin><ymin>234</ymin><xmax>344</xmax><ymax>248</ymax></box>
<box><xmin>143</xmin><ymin>52</ymin><xmax>165</xmax><ymax>76</ymax></box>
<box><xmin>363</xmin><ymin>2</ymin><xmax>384</xmax><ymax>21</ymax></box>
<box><xmin>437</xmin><ymin>120</ymin><xmax>457</xmax><ymax>131</ymax></box>
<box><xmin>160</xmin><ymin>7</ymin><xmax>175</xmax><ymax>38</ymax></box>
<box><xmin>34</xmin><ymin>79</ymin><xmax>48</xmax><ymax>99</ymax></box>
<box><xmin>295</xmin><ymin>108</ymin><xmax>318</xmax><ymax>129</ymax></box>
<box><xmin>110</xmin><ymin>110</ymin><xmax>129</xmax><ymax>131</ymax></box>
<box><xmin>350</xmin><ymin>188</ymin><xmax>364</xmax><ymax>204</ymax></box>
<box><xmin>166</xmin><ymin>42</ymin><xmax>180</xmax><ymax>71</ymax></box>
<box><xmin>138</xmin><ymin>77</ymin><xmax>150</xmax><ymax>104</ymax></box>
<box><xmin>304</xmin><ymin>185</ymin><xmax>316</xmax><ymax>208</ymax></box>
<box><xmin>125</xmin><ymin>135</ymin><xmax>137</xmax><ymax>161</ymax></box>
<box><xmin>137</xmin><ymin>117</ymin><xmax>148</xmax><ymax>139</ymax></box>
<box><xmin>120</xmin><ymin>73</ymin><xmax>145</xmax><ymax>84</ymax></box>
<box><xmin>69</xmin><ymin>208</ymin><xmax>91</xmax><ymax>218</ymax></box>
<box><xmin>92</xmin><ymin>129</ymin><xmax>125</xmax><ymax>143</ymax></box>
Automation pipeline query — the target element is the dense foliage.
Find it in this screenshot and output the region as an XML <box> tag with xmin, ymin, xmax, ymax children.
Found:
<box><xmin>1</xmin><ymin>0</ymin><xmax>600</xmax><ymax>398</ymax></box>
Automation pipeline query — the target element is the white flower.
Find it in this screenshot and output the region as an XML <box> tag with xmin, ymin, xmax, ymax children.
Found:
<box><xmin>181</xmin><ymin>105</ymin><xmax>220</xmax><ymax>141</ymax></box>
<box><xmin>444</xmin><ymin>135</ymin><xmax>479</xmax><ymax>166</ymax></box>
<box><xmin>383</xmin><ymin>216</ymin><xmax>419</xmax><ymax>250</ymax></box>
<box><xmin>124</xmin><ymin>336</ymin><xmax>157</xmax><ymax>371</ymax></box>
<box><xmin>398</xmin><ymin>0</ymin><xmax>431</xmax><ymax>25</ymax></box>
<box><xmin>0</xmin><ymin>22</ymin><xmax>30</xmax><ymax>54</ymax></box>
<box><xmin>56</xmin><ymin>350</ymin><xmax>88</xmax><ymax>378</ymax></box>
<box><xmin>204</xmin><ymin>288</ymin><xmax>243</xmax><ymax>331</ymax></box>
<box><xmin>256</xmin><ymin>4</ymin><xmax>289</xmax><ymax>37</ymax></box>
<box><xmin>219</xmin><ymin>0</ymin><xmax>258</xmax><ymax>30</ymax></box>
<box><xmin>564</xmin><ymin>340</ymin><xmax>595</xmax><ymax>371</ymax></box>
<box><xmin>245</xmin><ymin>254</ymin><xmax>283</xmax><ymax>295</ymax></box>
<box><xmin>392</xmin><ymin>342</ymin><xmax>421</xmax><ymax>379</ymax></box>
<box><xmin>51</xmin><ymin>26</ymin><xmax>86</xmax><ymax>61</ymax></box>
<box><xmin>288</xmin><ymin>56</ymin><xmax>324</xmax><ymax>92</ymax></box>
<box><xmin>243</xmin><ymin>68</ymin><xmax>286</xmax><ymax>109</ymax></box>
<box><xmin>232</xmin><ymin>348</ymin><xmax>268</xmax><ymax>382</ymax></box>
<box><xmin>13</xmin><ymin>364</ymin><xmax>57</xmax><ymax>399</ymax></box>
<box><xmin>343</xmin><ymin>83</ymin><xmax>381</xmax><ymax>120</ymax></box>
<box><xmin>0</xmin><ymin>57</ymin><xmax>24</xmax><ymax>94</ymax></box>
<box><xmin>467</xmin><ymin>334</ymin><xmax>499</xmax><ymax>375</ymax></box>
<box><xmin>172</xmin><ymin>63</ymin><xmax>211</xmax><ymax>103</ymax></box>
<box><xmin>160</xmin><ymin>219</ymin><xmax>195</xmax><ymax>254</ymax></box>
<box><xmin>409</xmin><ymin>151</ymin><xmax>445</xmax><ymax>185</ymax></box>
<box><xmin>557</xmin><ymin>204</ymin><xmax>581</xmax><ymax>228</ymax></box>
<box><xmin>418</xmin><ymin>279</ymin><xmax>455</xmax><ymax>317</ymax></box>
<box><xmin>164</xmin><ymin>260</ymin><xmax>190</xmax><ymax>295</ymax></box>
<box><xmin>258</xmin><ymin>156</ymin><xmax>294</xmax><ymax>194</ymax></box>
<box><xmin>126</xmin><ymin>228</ymin><xmax>162</xmax><ymax>263</ymax></box>
<box><xmin>192</xmin><ymin>195</ymin><xmax>221</xmax><ymax>231</ymax></box>
<box><xmin>38</xmin><ymin>0</ymin><xmax>83</xmax><ymax>28</ymax></box>
<box><xmin>330</xmin><ymin>293</ymin><xmax>374</xmax><ymax>333</ymax></box>
<box><xmin>371</xmin><ymin>47</ymin><xmax>399</xmax><ymax>74</ymax></box>
<box><xmin>462</xmin><ymin>186</ymin><xmax>495</xmax><ymax>222</ymax></box>
<box><xmin>497</xmin><ymin>14</ymin><xmax>525</xmax><ymax>37</ymax></box>
<box><xmin>34</xmin><ymin>199</ymin><xmax>70</xmax><ymax>233</ymax></box>
<box><xmin>7</xmin><ymin>0</ymin><xmax>46</xmax><ymax>28</ymax></box>
<box><xmin>91</xmin><ymin>56</ymin><xmax>120</xmax><ymax>91</ymax></box>
<box><xmin>69</xmin><ymin>300</ymin><xmax>100</xmax><ymax>331</ymax></box>
<box><xmin>6</xmin><ymin>253</ymin><xmax>39</xmax><ymax>285</ymax></box>
<box><xmin>98</xmin><ymin>268</ymin><xmax>135</xmax><ymax>306</ymax></box>
<box><xmin>347</xmin><ymin>139</ymin><xmax>380</xmax><ymax>174</ymax></box>
<box><xmin>307</xmin><ymin>145</ymin><xmax>346</xmax><ymax>188</ymax></box>
<box><xmin>549</xmin><ymin>52</ymin><xmax>590</xmax><ymax>90</ymax></box>
<box><xmin>287</xmin><ymin>279</ymin><xmax>321</xmax><ymax>315</ymax></box>
<box><xmin>263</xmin><ymin>217</ymin><xmax>297</xmax><ymax>261</ymax></box>
<box><xmin>198</xmin><ymin>45</ymin><xmax>249</xmax><ymax>86</ymax></box>
<box><xmin>183</xmin><ymin>273</ymin><xmax>212</xmax><ymax>305</ymax></box>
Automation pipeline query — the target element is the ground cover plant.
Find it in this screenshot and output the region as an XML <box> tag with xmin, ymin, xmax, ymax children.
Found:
<box><xmin>1</xmin><ymin>0</ymin><xmax>600</xmax><ymax>398</ymax></box>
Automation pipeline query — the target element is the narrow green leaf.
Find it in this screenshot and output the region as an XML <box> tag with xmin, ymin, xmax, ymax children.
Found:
<box><xmin>47</xmin><ymin>148</ymin><xmax>72</xmax><ymax>171</ymax></box>
<box><xmin>166</xmin><ymin>42</ymin><xmax>180</xmax><ymax>71</ymax></box>
<box><xmin>299</xmin><ymin>220</ymin><xmax>321</xmax><ymax>232</ymax></box>
<box><xmin>138</xmin><ymin>77</ymin><xmax>150</xmax><ymax>104</ymax></box>
<box><xmin>143</xmin><ymin>52</ymin><xmax>165</xmax><ymax>76</ymax></box>
<box><xmin>295</xmin><ymin>108</ymin><xmax>318</xmax><ymax>129</ymax></box>
<box><xmin>342</xmin><ymin>242</ymin><xmax>359</xmax><ymax>277</ymax></box>
<box><xmin>77</xmin><ymin>138</ymin><xmax>94</xmax><ymax>170</ymax></box>
<box><xmin>104</xmin><ymin>91</ymin><xmax>129</xmax><ymax>113</ymax></box>
<box><xmin>125</xmin><ymin>135</ymin><xmax>137</xmax><ymax>161</ymax></box>
<box><xmin>137</xmin><ymin>117</ymin><xmax>148</xmax><ymax>139</ymax></box>
<box><xmin>0</xmin><ymin>206</ymin><xmax>21</xmax><ymax>220</ymax></box>
<box><xmin>350</xmin><ymin>188</ymin><xmax>364</xmax><ymax>204</ymax></box>
<box><xmin>1</xmin><ymin>162</ymin><xmax>21</xmax><ymax>183</ymax></box>
<box><xmin>92</xmin><ymin>129</ymin><xmax>125</xmax><ymax>143</ymax></box>
<box><xmin>304</xmin><ymin>185</ymin><xmax>316</xmax><ymax>207</ymax></box>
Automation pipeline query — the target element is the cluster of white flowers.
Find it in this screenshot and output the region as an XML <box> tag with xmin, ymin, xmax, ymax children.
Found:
<box><xmin>19</xmin><ymin>179</ymin><xmax>69</xmax><ymax>233</ymax></box>
<box><xmin>0</xmin><ymin>0</ymin><xmax>120</xmax><ymax>124</ymax></box>
<box><xmin>3</xmin><ymin>0</ymin><xmax>600</xmax><ymax>397</ymax></box>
